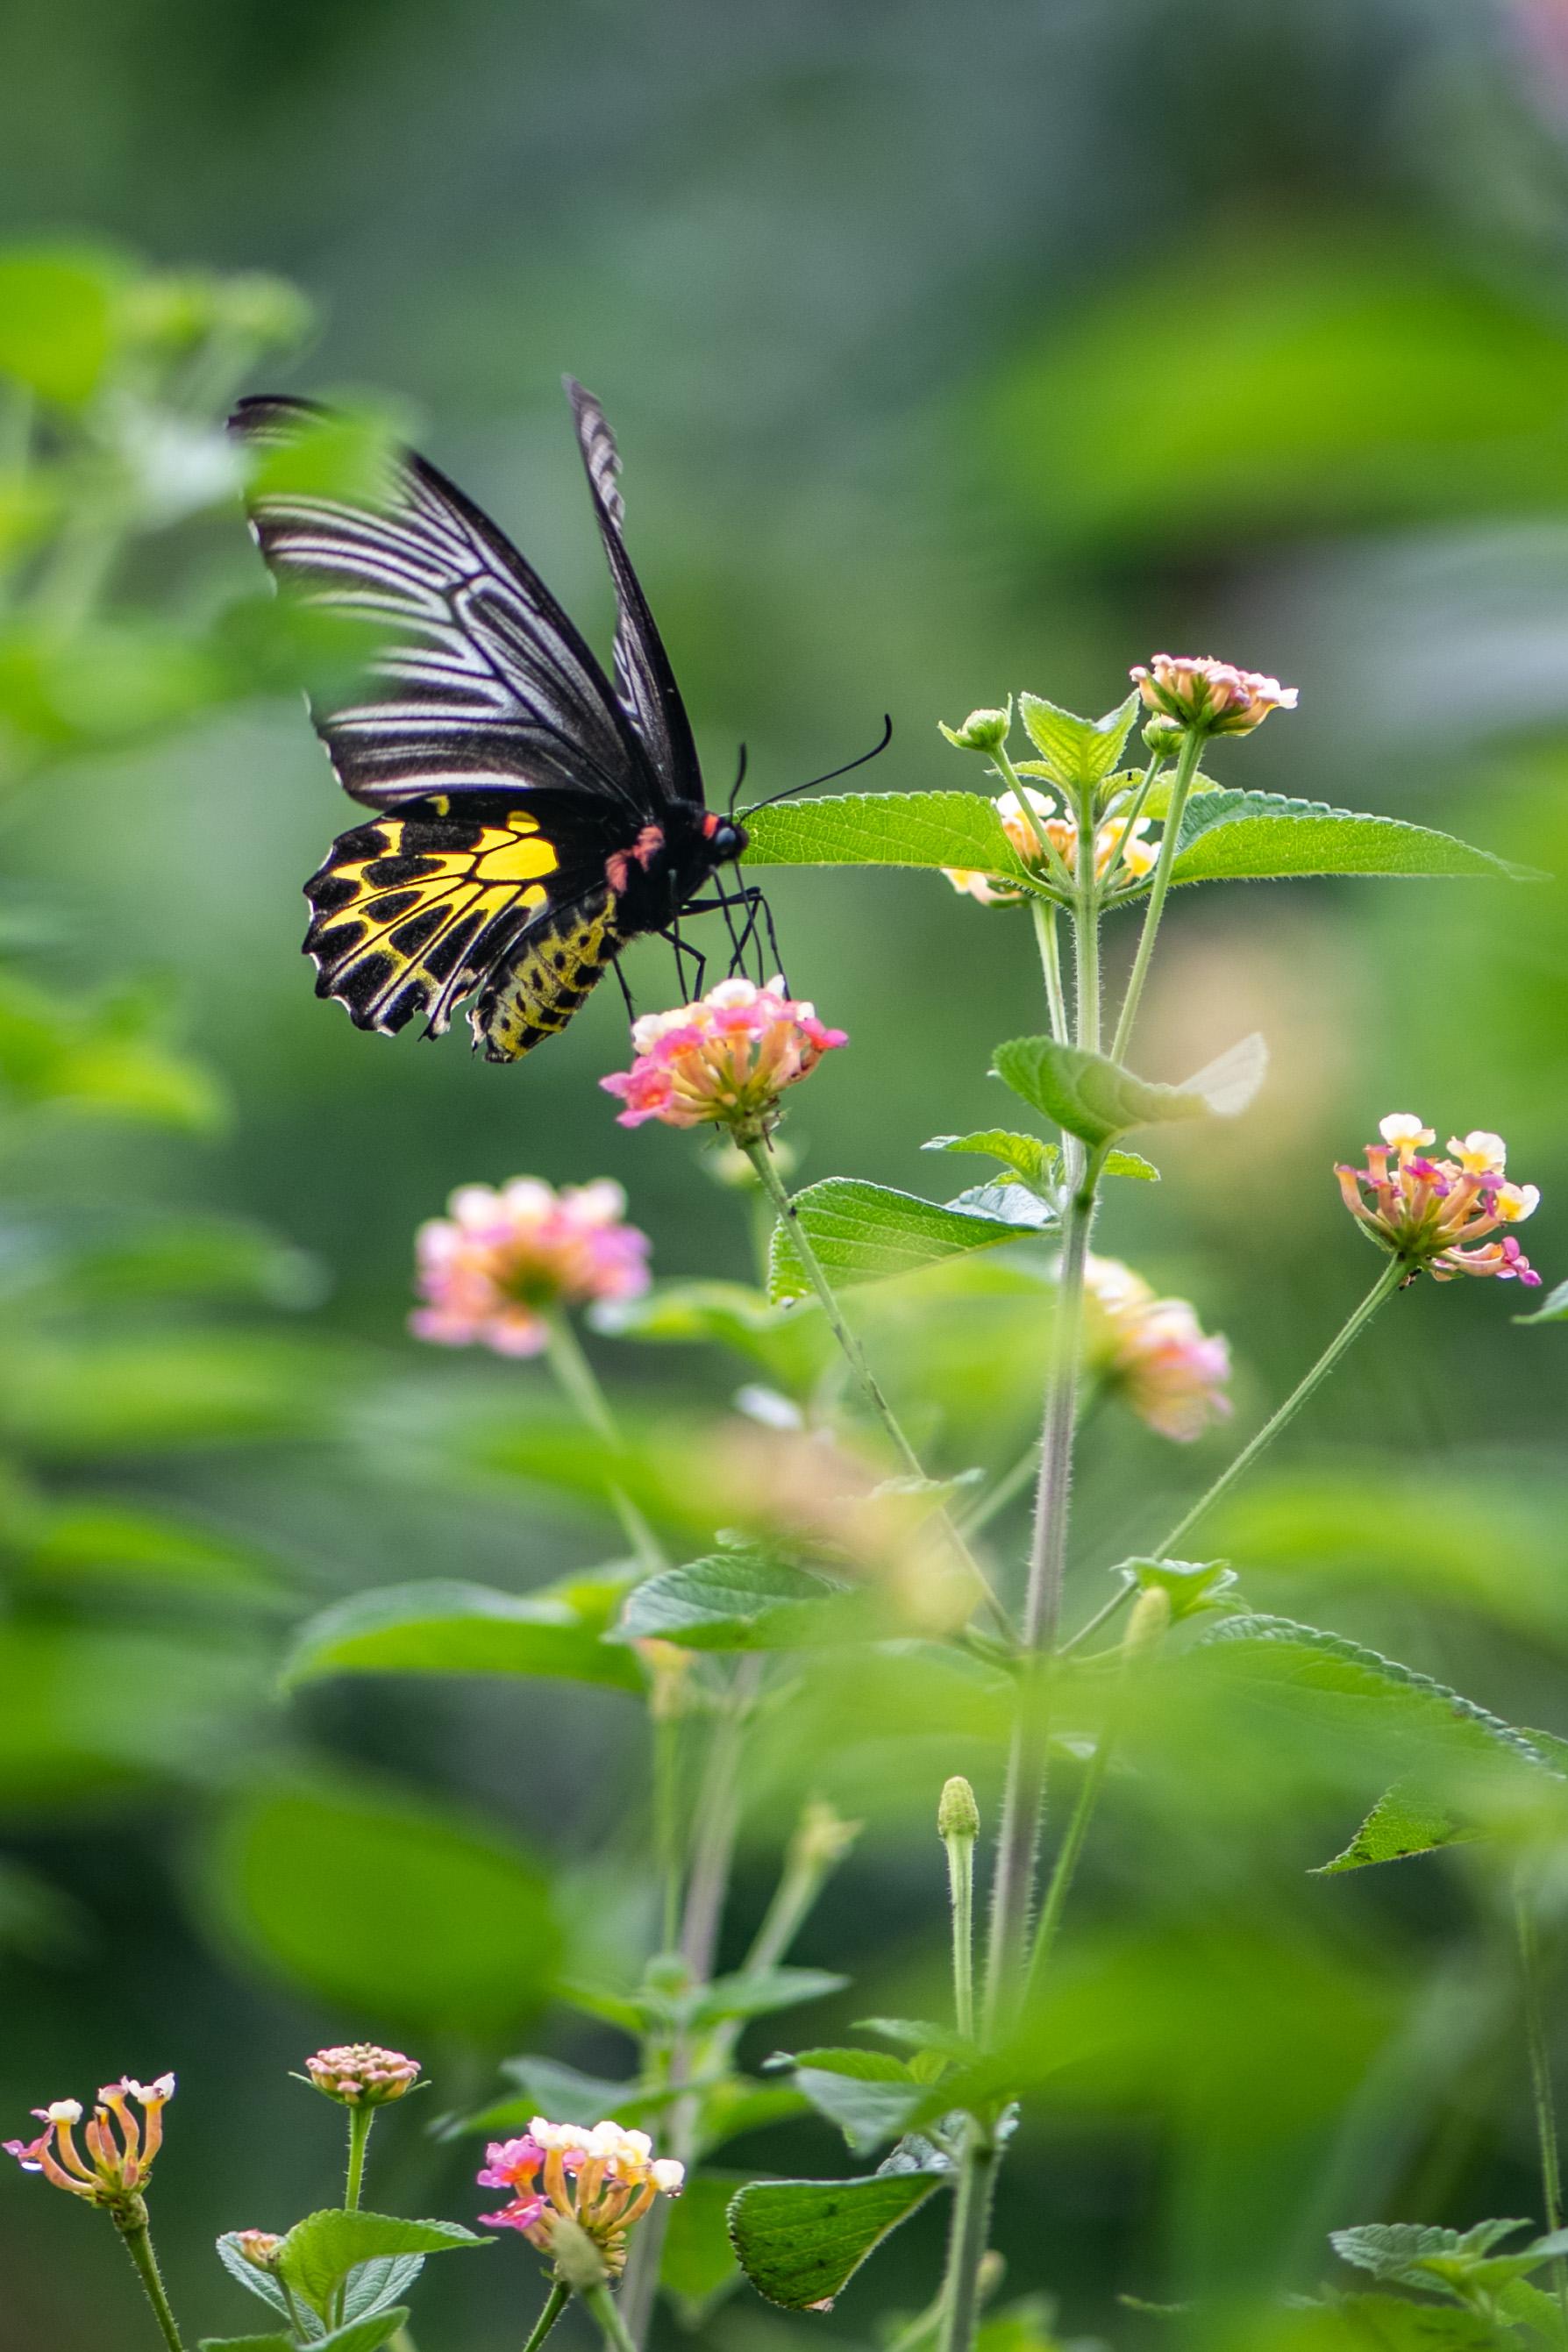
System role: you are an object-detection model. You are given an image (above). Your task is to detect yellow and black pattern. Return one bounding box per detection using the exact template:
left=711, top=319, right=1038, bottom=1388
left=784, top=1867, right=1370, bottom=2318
left=470, top=885, right=624, bottom=1063
left=304, top=804, right=561, bottom=1037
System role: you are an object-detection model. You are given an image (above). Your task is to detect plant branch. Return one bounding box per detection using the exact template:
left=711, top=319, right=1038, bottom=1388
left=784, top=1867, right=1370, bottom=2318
left=1030, top=901, right=1069, bottom=1044
left=1515, top=1884, right=1568, bottom=2322
left=118, top=2216, right=188, bottom=2352
left=1109, top=724, right=1202, bottom=1066
left=521, top=2279, right=572, bottom=2352
left=936, top=2123, right=1000, bottom=2352
left=545, top=1313, right=666, bottom=1573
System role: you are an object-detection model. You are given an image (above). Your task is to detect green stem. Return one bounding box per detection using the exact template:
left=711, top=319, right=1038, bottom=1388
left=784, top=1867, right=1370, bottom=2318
left=1030, top=901, right=1069, bottom=1044
left=584, top=2280, right=641, bottom=2352
left=1151, top=1257, right=1405, bottom=1564
left=945, top=1833, right=976, bottom=2043
left=1108, top=727, right=1202, bottom=1066
left=992, top=746, right=1075, bottom=896
left=1057, top=1580, right=1130, bottom=1657
left=1515, top=1886, right=1568, bottom=2321
left=521, top=2279, right=572, bottom=2352
left=653, top=1710, right=683, bottom=1952
left=1073, top=816, right=1101, bottom=1056
left=936, top=2123, right=1000, bottom=2352
left=345, top=2102, right=374, bottom=2210
left=1098, top=752, right=1164, bottom=894
left=740, top=1137, right=1015, bottom=1643
left=118, top=2217, right=188, bottom=2352
left=545, top=1314, right=666, bottom=1572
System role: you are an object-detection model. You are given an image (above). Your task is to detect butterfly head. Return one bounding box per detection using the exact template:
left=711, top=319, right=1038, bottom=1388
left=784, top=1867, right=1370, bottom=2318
left=701, top=809, right=748, bottom=863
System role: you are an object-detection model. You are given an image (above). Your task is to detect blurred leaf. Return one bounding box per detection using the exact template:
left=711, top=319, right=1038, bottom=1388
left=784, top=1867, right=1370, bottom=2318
left=785, top=2049, right=924, bottom=2154
left=1517, top=1278, right=1568, bottom=1324
left=0, top=1329, right=346, bottom=1457
left=991, top=221, right=1568, bottom=552
left=925, top=1131, right=1058, bottom=1195
left=200, top=2312, right=410, bottom=2352
left=1166, top=791, right=1529, bottom=888
left=700, top=2078, right=810, bottom=2149
left=0, top=623, right=233, bottom=753
left=1255, top=2302, right=1504, bottom=2349
left=0, top=970, right=225, bottom=1131
left=943, top=1180, right=1055, bottom=1229
left=1016, top=692, right=1138, bottom=790
left=992, top=1034, right=1265, bottom=1150
left=466, top=2056, right=651, bottom=2136
left=201, top=1770, right=559, bottom=2035
left=590, top=1279, right=829, bottom=1387
left=688, top=1966, right=849, bottom=2028
left=614, top=1550, right=865, bottom=1651
left=726, top=2170, right=944, bottom=2310
left=744, top=792, right=1037, bottom=883
left=0, top=1621, right=262, bottom=1804
left=15, top=1500, right=290, bottom=1607
left=0, top=246, right=125, bottom=403
left=282, top=1577, right=644, bottom=1693
left=1315, top=1780, right=1475, bottom=1876
left=1330, top=2219, right=1552, bottom=2299
left=768, top=1179, right=1025, bottom=1304
left=664, top=2170, right=747, bottom=2325
left=33, top=1216, right=324, bottom=1311
left=277, top=2212, right=487, bottom=2319
left=0, top=1855, right=89, bottom=1959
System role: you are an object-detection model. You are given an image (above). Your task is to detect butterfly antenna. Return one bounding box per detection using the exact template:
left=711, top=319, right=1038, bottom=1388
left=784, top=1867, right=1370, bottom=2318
left=727, top=742, right=750, bottom=819
left=738, top=713, right=893, bottom=817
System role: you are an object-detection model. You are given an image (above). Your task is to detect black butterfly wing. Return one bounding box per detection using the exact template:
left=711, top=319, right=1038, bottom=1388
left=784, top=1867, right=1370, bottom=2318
left=229, top=394, right=657, bottom=820
left=304, top=795, right=616, bottom=1044
left=564, top=377, right=704, bottom=805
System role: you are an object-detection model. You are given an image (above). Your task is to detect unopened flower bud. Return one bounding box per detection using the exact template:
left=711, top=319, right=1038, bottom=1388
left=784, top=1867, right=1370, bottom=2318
left=938, top=703, right=1012, bottom=754
left=793, top=1797, right=862, bottom=1872
left=937, top=1775, right=980, bottom=1843
left=303, top=2045, right=422, bottom=2108
left=1141, top=714, right=1184, bottom=757
left=234, top=2231, right=283, bottom=2271
left=1123, top=1586, right=1172, bottom=1661
left=551, top=2214, right=610, bottom=2292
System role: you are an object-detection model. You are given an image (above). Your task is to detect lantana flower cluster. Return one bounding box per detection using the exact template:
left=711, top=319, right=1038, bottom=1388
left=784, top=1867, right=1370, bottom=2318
left=602, top=975, right=845, bottom=1144
left=410, top=1178, right=650, bottom=1356
left=4, top=2073, right=175, bottom=2216
left=1130, top=652, right=1298, bottom=736
left=477, top=2115, right=684, bottom=2274
left=303, top=2043, right=422, bottom=2107
left=944, top=785, right=1159, bottom=908
left=1083, top=1255, right=1233, bottom=1441
left=1336, top=1115, right=1542, bottom=1286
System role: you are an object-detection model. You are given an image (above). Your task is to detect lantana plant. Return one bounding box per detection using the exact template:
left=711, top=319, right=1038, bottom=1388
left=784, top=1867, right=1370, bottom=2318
left=12, top=649, right=1563, bottom=2352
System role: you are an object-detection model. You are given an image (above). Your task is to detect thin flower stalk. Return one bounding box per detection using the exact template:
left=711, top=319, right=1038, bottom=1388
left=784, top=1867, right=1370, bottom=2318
left=1109, top=721, right=1203, bottom=1066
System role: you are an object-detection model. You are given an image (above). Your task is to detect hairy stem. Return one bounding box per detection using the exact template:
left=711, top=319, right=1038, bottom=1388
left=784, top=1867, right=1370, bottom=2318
left=521, top=2279, right=572, bottom=2352
left=936, top=2123, right=1000, bottom=2352
left=1151, top=1257, right=1404, bottom=1564
left=545, top=1314, right=665, bottom=1572
left=945, top=1831, right=976, bottom=2043
left=344, top=2102, right=374, bottom=2211
left=1109, top=725, right=1203, bottom=1066
left=741, top=1137, right=1014, bottom=1643
left=584, top=2279, right=641, bottom=2352
left=1515, top=1885, right=1568, bottom=2320
left=118, top=2218, right=188, bottom=2352
left=1030, top=900, right=1069, bottom=1044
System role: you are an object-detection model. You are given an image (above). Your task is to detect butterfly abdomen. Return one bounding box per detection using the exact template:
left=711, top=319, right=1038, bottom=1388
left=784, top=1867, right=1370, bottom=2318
left=471, top=886, right=623, bottom=1063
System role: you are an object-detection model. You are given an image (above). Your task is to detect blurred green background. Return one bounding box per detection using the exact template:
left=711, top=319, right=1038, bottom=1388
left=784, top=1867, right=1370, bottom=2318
left=4, top=1, right=1568, bottom=2347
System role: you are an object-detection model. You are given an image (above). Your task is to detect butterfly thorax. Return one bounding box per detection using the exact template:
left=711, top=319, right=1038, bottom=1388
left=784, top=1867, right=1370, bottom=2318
left=606, top=802, right=747, bottom=931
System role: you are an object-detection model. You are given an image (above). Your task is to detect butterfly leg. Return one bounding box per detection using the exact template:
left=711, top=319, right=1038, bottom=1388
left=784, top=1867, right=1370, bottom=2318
left=659, top=924, right=707, bottom=1002
left=611, top=957, right=638, bottom=1027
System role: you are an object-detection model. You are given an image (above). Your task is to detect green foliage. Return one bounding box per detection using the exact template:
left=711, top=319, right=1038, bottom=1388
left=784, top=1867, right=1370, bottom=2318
left=200, top=2314, right=410, bottom=2352
left=743, top=792, right=1039, bottom=883
left=613, top=1550, right=865, bottom=1650
left=201, top=1771, right=559, bottom=2034
left=282, top=1573, right=645, bottom=1692
left=1331, top=2219, right=1568, bottom=2308
left=275, top=2211, right=488, bottom=2319
left=727, top=2170, right=946, bottom=2309
left=1016, top=690, right=1140, bottom=791
left=663, top=2170, right=749, bottom=2323
left=767, top=1178, right=1029, bottom=1303
left=992, top=1032, right=1266, bottom=1150
left=1315, top=1780, right=1475, bottom=1875
left=1166, top=789, right=1529, bottom=887
left=782, top=2049, right=926, bottom=2153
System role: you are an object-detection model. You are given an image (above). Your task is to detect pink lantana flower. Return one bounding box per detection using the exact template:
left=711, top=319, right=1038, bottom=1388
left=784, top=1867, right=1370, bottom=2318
left=478, top=2115, right=683, bottom=2275
left=304, top=2043, right=423, bottom=2107
left=5, top=2073, right=175, bottom=2213
left=1130, top=653, right=1298, bottom=736
left=602, top=976, right=845, bottom=1145
left=1336, top=1113, right=1543, bottom=1286
left=944, top=787, right=1159, bottom=906
left=411, top=1179, right=650, bottom=1356
left=1083, top=1255, right=1232, bottom=1442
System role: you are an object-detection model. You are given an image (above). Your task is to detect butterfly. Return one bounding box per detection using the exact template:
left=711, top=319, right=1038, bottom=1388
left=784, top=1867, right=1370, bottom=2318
left=227, top=380, right=771, bottom=1062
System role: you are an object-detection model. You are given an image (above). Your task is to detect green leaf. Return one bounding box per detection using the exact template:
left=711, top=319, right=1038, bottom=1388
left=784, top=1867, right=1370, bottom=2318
left=0, top=246, right=124, bottom=404
left=0, top=970, right=225, bottom=1132
left=726, top=2170, right=944, bottom=2310
left=662, top=2171, right=748, bottom=2324
left=688, top=1966, right=849, bottom=2028
left=767, top=1179, right=1027, bottom=1304
left=18, top=1501, right=289, bottom=1607
left=785, top=2049, right=924, bottom=2154
left=1016, top=690, right=1139, bottom=789
left=282, top=1578, right=644, bottom=1693
left=200, top=2316, right=409, bottom=2352
left=1294, top=2300, right=1506, bottom=2348
left=0, top=1330, right=346, bottom=1458
left=1516, top=1277, right=1568, bottom=1325
left=1315, top=1779, right=1477, bottom=1875
left=1331, top=2219, right=1534, bottom=2297
left=1166, top=789, right=1532, bottom=887
left=590, top=1279, right=827, bottom=1385
left=201, top=1771, right=559, bottom=2035
left=743, top=792, right=1038, bottom=882
left=277, top=2212, right=487, bottom=2318
left=214, top=2234, right=292, bottom=2321
left=992, top=1033, right=1266, bottom=1150
left=925, top=1131, right=1059, bottom=1198
left=1123, top=1557, right=1239, bottom=1621
left=613, top=1550, right=864, bottom=1651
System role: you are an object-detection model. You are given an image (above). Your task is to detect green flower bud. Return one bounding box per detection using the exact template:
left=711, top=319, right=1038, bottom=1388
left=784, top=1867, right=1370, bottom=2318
left=551, top=2214, right=609, bottom=2292
left=1141, top=714, right=1184, bottom=758
left=937, top=1775, right=980, bottom=1842
left=1123, top=1586, right=1172, bottom=1660
left=792, top=1797, right=862, bottom=1871
left=939, top=702, right=1012, bottom=754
